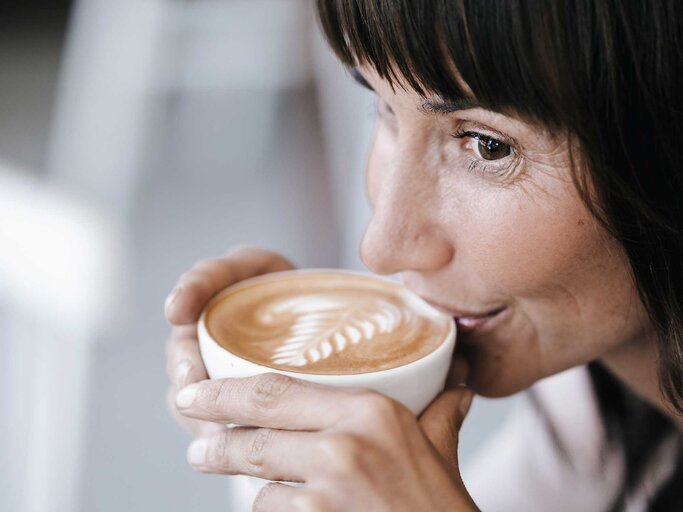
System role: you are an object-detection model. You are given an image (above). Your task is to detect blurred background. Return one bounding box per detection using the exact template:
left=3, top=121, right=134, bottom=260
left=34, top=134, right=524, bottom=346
left=0, top=1, right=522, bottom=511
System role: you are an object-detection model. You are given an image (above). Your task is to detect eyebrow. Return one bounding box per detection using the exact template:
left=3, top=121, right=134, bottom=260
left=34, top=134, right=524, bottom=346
left=349, top=67, right=481, bottom=114
left=419, top=97, right=482, bottom=114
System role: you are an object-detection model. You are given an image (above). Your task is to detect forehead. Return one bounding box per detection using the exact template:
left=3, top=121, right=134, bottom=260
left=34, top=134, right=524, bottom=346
left=357, top=64, right=507, bottom=119
left=357, top=64, right=566, bottom=147
left=358, top=65, right=526, bottom=126
left=356, top=61, right=473, bottom=99
left=361, top=66, right=574, bottom=167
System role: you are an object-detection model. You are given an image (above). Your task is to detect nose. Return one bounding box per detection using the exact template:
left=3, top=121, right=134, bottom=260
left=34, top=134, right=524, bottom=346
left=360, top=165, right=454, bottom=276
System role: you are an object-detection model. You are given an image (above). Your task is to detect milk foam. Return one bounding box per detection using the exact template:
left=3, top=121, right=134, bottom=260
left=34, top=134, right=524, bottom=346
left=206, top=272, right=452, bottom=375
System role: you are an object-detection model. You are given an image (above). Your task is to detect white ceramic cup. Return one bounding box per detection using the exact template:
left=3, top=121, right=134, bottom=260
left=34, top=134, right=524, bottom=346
left=197, top=269, right=457, bottom=416
left=196, top=269, right=457, bottom=503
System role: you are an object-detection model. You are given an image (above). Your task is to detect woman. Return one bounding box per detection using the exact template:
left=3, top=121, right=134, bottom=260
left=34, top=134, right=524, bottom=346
left=164, top=1, right=682, bottom=510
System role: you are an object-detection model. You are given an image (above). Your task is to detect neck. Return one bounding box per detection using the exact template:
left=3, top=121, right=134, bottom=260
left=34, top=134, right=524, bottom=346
left=600, top=332, right=683, bottom=431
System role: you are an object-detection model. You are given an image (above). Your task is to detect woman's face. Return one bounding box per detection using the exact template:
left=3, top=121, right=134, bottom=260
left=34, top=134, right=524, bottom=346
left=358, top=66, right=651, bottom=397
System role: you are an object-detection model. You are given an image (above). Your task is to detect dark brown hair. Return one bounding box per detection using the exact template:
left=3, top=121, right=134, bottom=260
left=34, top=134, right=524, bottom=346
left=316, top=0, right=682, bottom=507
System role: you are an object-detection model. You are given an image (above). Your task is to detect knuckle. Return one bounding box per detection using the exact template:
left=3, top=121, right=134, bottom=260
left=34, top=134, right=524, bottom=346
left=316, top=433, right=364, bottom=474
left=179, top=271, right=213, bottom=295
left=262, top=249, right=288, bottom=265
left=228, top=245, right=294, bottom=271
left=209, top=430, right=232, bottom=467
left=250, top=373, right=296, bottom=413
left=200, top=379, right=231, bottom=415
left=246, top=428, right=273, bottom=473
left=358, top=391, right=407, bottom=424
left=190, top=273, right=214, bottom=295
left=268, top=251, right=295, bottom=271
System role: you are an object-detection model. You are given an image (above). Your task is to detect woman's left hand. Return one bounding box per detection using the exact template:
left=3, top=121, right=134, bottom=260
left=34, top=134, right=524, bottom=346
left=175, top=372, right=479, bottom=511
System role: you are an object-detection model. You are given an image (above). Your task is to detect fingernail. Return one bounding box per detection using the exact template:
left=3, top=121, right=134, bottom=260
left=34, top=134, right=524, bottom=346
left=176, top=360, right=193, bottom=389
left=165, top=286, right=183, bottom=315
left=187, top=438, right=208, bottom=466
left=459, top=391, right=474, bottom=416
left=176, top=383, right=200, bottom=409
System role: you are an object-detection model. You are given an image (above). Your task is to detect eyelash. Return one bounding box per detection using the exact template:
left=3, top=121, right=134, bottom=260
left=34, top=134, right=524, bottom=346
left=375, top=95, right=523, bottom=181
left=451, top=129, right=521, bottom=179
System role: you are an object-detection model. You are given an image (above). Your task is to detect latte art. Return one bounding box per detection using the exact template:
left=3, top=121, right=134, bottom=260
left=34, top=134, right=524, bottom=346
left=205, top=271, right=453, bottom=375
left=263, top=294, right=411, bottom=367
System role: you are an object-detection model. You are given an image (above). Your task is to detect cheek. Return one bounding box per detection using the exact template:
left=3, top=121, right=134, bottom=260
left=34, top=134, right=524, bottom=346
left=460, top=189, right=590, bottom=294
left=450, top=175, right=646, bottom=395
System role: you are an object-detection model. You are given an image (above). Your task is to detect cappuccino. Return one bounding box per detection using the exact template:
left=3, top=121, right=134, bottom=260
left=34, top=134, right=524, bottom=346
left=205, top=271, right=452, bottom=375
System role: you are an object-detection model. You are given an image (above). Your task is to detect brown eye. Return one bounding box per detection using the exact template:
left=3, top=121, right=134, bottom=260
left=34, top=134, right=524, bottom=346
left=477, top=136, right=511, bottom=160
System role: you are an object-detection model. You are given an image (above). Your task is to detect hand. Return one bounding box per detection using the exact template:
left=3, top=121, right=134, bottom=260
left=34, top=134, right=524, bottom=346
left=165, top=245, right=479, bottom=511
left=164, top=245, right=296, bottom=437
left=174, top=374, right=478, bottom=511
left=176, top=373, right=477, bottom=511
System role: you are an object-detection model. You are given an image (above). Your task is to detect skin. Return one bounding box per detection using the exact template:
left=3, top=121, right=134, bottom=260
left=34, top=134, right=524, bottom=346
left=357, top=67, right=651, bottom=397
left=164, top=65, right=675, bottom=510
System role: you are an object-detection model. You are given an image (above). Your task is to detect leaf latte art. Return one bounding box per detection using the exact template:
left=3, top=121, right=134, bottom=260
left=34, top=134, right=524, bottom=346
left=205, top=271, right=453, bottom=375
left=267, top=295, right=406, bottom=367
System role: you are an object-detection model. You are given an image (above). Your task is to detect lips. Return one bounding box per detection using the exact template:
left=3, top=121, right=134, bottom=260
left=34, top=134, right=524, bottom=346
left=419, top=296, right=507, bottom=333
left=453, top=309, right=506, bottom=332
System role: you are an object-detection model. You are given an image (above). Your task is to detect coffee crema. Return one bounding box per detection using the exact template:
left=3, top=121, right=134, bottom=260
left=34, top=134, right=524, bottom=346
left=205, top=271, right=453, bottom=375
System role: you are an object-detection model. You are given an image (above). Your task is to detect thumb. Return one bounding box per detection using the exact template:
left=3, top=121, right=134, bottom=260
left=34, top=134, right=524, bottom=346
left=418, top=387, right=474, bottom=474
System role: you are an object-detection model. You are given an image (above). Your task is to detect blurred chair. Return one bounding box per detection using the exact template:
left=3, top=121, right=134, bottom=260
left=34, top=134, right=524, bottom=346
left=0, top=161, right=124, bottom=512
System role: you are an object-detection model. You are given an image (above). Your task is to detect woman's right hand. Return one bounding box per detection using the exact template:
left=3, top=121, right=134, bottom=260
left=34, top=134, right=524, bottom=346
left=164, top=245, right=296, bottom=437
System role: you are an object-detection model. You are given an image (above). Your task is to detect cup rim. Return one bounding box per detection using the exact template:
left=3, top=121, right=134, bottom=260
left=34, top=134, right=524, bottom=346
left=197, top=268, right=456, bottom=378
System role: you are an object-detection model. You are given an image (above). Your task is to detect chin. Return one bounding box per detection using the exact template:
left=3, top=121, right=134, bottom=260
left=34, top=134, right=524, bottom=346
left=455, top=309, right=543, bottom=397
left=468, top=379, right=529, bottom=398
left=462, top=348, right=538, bottom=398
left=467, top=375, right=529, bottom=398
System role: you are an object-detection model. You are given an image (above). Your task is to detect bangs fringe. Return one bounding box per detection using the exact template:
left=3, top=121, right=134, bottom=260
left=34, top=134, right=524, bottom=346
left=315, top=0, right=465, bottom=98
left=315, top=0, right=570, bottom=125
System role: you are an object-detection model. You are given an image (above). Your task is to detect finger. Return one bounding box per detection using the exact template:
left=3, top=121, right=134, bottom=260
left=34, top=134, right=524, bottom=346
left=252, top=482, right=299, bottom=512
left=289, top=493, right=334, bottom=512
left=418, top=388, right=474, bottom=474
left=175, top=373, right=353, bottom=430
left=253, top=484, right=330, bottom=512
left=166, top=386, right=227, bottom=438
left=165, top=246, right=295, bottom=325
left=165, top=324, right=207, bottom=388
left=444, top=353, right=469, bottom=389
left=186, top=426, right=322, bottom=481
